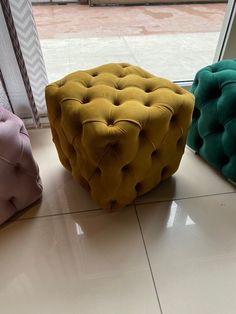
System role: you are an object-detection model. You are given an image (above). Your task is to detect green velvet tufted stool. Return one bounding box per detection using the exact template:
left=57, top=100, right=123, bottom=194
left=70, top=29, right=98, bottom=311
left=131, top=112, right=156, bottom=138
left=187, top=59, right=236, bottom=183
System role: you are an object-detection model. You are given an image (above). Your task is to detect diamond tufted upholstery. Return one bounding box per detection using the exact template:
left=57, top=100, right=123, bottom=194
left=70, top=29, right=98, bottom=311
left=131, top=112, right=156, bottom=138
left=187, top=59, right=236, bottom=183
left=46, top=63, right=194, bottom=209
left=0, top=107, right=42, bottom=224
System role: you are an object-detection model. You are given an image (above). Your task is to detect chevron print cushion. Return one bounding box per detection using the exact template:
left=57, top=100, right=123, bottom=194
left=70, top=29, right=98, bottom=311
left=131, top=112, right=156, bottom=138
left=187, top=59, right=236, bottom=183
left=46, top=63, right=194, bottom=209
left=0, top=107, right=43, bottom=224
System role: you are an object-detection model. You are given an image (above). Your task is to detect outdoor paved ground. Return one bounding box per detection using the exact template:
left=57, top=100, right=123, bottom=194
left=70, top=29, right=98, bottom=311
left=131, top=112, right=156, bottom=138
left=32, top=3, right=227, bottom=81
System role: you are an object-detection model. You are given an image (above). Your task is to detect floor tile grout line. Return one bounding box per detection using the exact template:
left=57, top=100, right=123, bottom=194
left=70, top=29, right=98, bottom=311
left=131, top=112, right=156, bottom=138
left=134, top=203, right=164, bottom=314
left=15, top=202, right=137, bottom=222
left=14, top=191, right=236, bottom=222
left=15, top=207, right=104, bottom=222
left=135, top=191, right=236, bottom=207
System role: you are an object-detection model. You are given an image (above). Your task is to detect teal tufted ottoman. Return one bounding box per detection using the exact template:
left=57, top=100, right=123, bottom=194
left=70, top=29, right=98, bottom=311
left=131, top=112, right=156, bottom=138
left=187, top=59, right=236, bottom=183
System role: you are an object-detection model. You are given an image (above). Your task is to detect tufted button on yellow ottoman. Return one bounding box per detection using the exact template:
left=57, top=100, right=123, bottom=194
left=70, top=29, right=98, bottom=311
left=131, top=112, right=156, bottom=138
left=45, top=63, right=194, bottom=209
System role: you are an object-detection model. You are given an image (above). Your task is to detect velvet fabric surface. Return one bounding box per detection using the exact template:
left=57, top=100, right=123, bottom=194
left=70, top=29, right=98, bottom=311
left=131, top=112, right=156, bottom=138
left=46, top=63, right=194, bottom=209
left=187, top=59, right=236, bottom=183
left=0, top=107, right=42, bottom=224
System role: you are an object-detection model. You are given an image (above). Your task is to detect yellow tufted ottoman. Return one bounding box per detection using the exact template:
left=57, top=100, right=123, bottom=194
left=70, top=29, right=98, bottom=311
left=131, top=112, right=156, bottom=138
left=46, top=63, right=194, bottom=209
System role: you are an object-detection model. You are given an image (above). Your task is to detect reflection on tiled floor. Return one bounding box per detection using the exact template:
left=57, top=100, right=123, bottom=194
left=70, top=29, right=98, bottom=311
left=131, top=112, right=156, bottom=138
left=137, top=193, right=236, bottom=314
left=0, top=128, right=235, bottom=314
left=33, top=3, right=226, bottom=81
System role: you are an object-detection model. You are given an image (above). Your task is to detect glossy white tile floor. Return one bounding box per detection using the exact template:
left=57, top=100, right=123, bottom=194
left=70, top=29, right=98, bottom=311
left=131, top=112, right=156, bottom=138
left=0, top=128, right=235, bottom=314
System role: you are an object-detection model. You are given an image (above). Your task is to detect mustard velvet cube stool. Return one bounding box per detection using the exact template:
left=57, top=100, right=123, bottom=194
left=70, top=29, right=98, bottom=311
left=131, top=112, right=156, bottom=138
left=45, top=63, right=194, bottom=209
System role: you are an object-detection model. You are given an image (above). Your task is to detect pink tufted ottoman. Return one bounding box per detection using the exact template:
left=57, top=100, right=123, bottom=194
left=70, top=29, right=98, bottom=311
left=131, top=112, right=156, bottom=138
left=0, top=107, right=42, bottom=225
